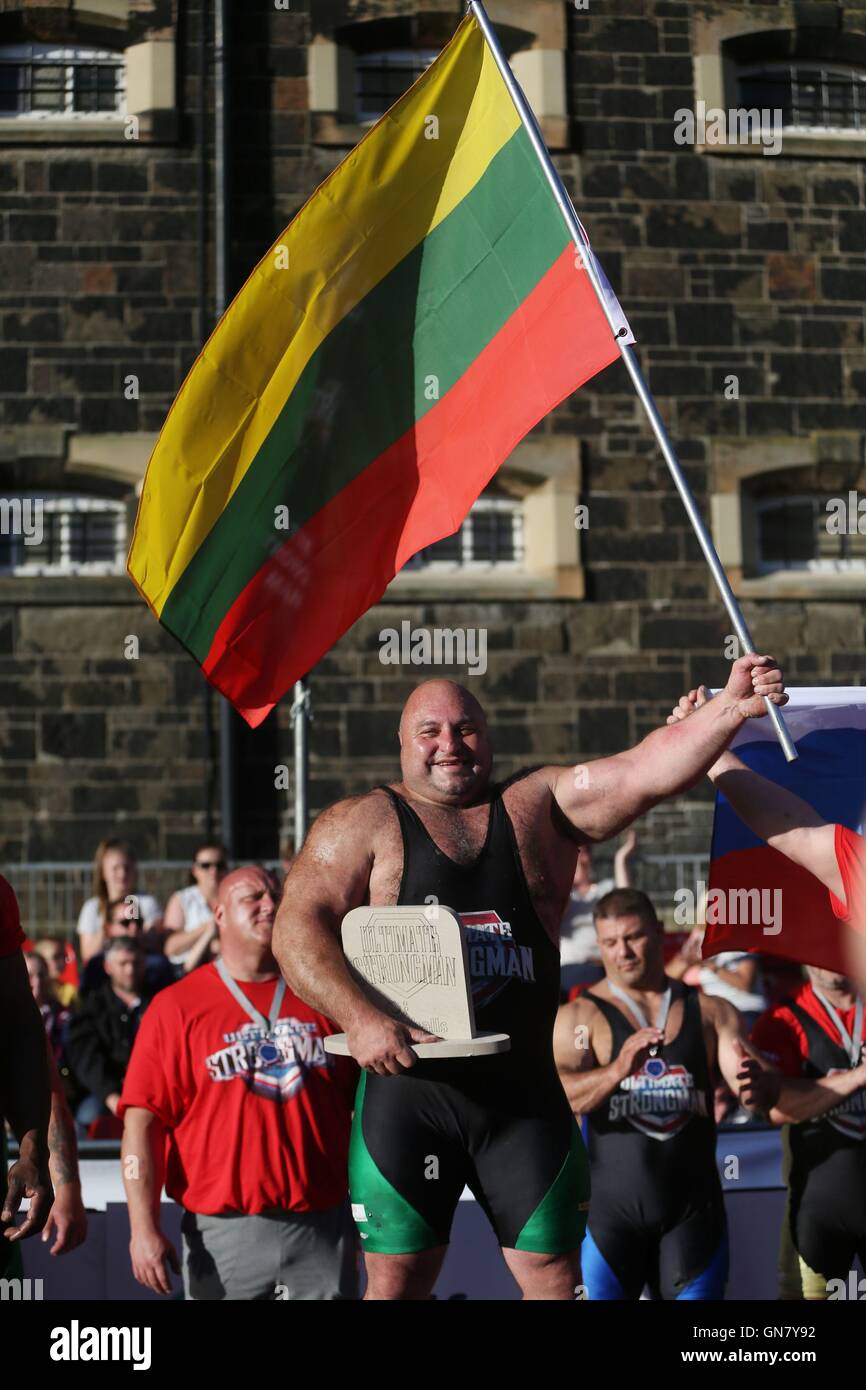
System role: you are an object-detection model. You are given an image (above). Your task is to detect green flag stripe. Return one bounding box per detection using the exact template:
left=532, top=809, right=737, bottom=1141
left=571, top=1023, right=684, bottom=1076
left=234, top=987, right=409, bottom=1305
left=161, top=124, right=570, bottom=659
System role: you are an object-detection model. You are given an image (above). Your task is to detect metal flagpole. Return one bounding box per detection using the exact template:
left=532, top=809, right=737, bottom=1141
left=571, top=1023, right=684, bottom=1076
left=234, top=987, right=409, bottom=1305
left=468, top=0, right=797, bottom=763
left=214, top=0, right=239, bottom=854
left=291, top=678, right=311, bottom=852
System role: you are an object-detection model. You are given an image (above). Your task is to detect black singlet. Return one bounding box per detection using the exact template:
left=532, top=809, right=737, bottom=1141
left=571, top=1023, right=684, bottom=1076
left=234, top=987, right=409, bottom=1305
left=380, top=782, right=560, bottom=1080
left=582, top=981, right=727, bottom=1299
left=785, top=998, right=866, bottom=1280
left=348, top=784, right=589, bottom=1256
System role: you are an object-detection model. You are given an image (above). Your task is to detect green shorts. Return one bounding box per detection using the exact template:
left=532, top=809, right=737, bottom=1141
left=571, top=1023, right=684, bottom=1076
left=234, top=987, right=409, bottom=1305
left=349, top=1069, right=590, bottom=1255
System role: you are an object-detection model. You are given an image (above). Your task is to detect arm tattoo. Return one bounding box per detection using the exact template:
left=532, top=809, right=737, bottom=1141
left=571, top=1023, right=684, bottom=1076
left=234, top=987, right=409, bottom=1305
left=48, top=1097, right=79, bottom=1189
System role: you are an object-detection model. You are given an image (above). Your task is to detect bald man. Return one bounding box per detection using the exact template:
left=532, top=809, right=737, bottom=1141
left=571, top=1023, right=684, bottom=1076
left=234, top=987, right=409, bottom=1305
left=274, top=656, right=787, bottom=1300
left=120, top=866, right=359, bottom=1300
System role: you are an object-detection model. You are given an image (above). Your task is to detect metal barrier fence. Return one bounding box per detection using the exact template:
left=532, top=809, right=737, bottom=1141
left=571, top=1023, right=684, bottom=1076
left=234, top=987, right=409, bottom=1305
left=5, top=855, right=708, bottom=939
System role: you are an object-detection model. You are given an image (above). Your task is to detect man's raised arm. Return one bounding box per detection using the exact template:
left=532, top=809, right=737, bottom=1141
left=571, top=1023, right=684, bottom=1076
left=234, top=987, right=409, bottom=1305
left=546, top=654, right=787, bottom=842
left=272, top=795, right=438, bottom=1075
left=668, top=686, right=841, bottom=901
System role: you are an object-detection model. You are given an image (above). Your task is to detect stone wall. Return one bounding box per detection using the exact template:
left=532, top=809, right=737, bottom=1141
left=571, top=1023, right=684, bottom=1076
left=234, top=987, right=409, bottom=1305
left=1, top=582, right=861, bottom=868
left=0, top=0, right=864, bottom=878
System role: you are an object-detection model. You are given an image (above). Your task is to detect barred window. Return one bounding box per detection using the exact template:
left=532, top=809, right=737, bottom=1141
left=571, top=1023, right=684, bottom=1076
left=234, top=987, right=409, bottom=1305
left=736, top=63, right=866, bottom=132
left=0, top=44, right=125, bottom=119
left=0, top=496, right=127, bottom=575
left=355, top=48, right=438, bottom=122
left=756, top=495, right=866, bottom=574
left=404, top=496, right=524, bottom=571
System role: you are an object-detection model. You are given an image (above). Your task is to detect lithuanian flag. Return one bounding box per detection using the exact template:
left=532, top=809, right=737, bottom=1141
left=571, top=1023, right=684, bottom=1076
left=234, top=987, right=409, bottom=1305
left=128, top=12, right=627, bottom=727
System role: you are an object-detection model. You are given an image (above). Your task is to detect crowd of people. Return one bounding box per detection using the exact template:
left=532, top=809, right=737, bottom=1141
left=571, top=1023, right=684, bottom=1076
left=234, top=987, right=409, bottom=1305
left=20, top=838, right=232, bottom=1139
left=4, top=827, right=864, bottom=1303
left=2, top=660, right=864, bottom=1303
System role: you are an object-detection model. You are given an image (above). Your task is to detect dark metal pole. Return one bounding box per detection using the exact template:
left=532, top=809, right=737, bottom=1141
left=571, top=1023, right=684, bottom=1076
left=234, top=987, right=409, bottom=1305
left=292, top=679, right=311, bottom=852
left=198, top=0, right=215, bottom=841
left=215, top=0, right=237, bottom=854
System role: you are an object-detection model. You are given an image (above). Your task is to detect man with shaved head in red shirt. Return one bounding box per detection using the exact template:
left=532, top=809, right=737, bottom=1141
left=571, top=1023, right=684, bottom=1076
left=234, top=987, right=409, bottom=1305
left=120, top=865, right=358, bottom=1300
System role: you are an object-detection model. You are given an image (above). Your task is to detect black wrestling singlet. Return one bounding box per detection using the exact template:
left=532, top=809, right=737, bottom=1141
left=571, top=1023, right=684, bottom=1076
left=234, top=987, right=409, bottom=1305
left=582, top=980, right=727, bottom=1299
left=380, top=783, right=561, bottom=1079
left=785, top=998, right=866, bottom=1280
left=348, top=784, right=590, bottom=1255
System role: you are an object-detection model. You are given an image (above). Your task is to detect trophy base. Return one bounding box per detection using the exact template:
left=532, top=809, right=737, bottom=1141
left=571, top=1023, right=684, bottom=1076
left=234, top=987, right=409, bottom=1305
left=324, top=1032, right=510, bottom=1059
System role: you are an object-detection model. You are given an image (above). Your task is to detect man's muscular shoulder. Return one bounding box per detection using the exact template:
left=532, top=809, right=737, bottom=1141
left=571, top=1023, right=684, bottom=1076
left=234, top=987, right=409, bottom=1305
left=501, top=765, right=586, bottom=844
left=301, top=789, right=391, bottom=850
left=298, top=788, right=393, bottom=867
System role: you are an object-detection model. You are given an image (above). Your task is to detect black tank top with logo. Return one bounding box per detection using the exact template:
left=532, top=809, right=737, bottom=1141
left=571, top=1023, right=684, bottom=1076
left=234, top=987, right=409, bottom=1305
left=375, top=784, right=562, bottom=1092
left=785, top=999, right=866, bottom=1196
left=585, top=981, right=722, bottom=1221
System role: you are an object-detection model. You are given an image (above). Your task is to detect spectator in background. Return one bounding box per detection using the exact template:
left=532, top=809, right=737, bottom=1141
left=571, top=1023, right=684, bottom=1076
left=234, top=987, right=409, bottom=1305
left=77, top=839, right=162, bottom=964
left=26, top=949, right=83, bottom=1115
left=66, top=937, right=154, bottom=1138
left=32, top=938, right=78, bottom=1008
left=559, top=830, right=636, bottom=993
left=0, top=874, right=54, bottom=1274
left=668, top=922, right=768, bottom=1034
left=698, top=951, right=768, bottom=1035
left=120, top=865, right=358, bottom=1301
left=80, top=899, right=176, bottom=998
left=667, top=917, right=768, bottom=1124
left=162, top=844, right=227, bottom=970
left=26, top=953, right=71, bottom=1070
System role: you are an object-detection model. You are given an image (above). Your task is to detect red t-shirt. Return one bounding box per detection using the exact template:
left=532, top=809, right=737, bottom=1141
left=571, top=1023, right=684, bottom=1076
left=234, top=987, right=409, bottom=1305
left=750, top=980, right=865, bottom=1077
left=118, top=963, right=359, bottom=1216
left=829, top=824, right=866, bottom=923
left=0, top=875, right=24, bottom=958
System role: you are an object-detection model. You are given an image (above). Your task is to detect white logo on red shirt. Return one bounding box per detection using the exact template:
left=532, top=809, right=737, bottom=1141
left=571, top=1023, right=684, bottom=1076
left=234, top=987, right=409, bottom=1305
left=205, top=1017, right=329, bottom=1102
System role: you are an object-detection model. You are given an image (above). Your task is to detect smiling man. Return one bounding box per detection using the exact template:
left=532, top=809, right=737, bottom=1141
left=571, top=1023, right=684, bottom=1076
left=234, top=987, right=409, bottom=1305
left=274, top=659, right=787, bottom=1300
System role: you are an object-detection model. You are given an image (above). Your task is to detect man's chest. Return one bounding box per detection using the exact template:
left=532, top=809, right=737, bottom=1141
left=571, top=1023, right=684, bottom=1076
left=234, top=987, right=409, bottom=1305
left=367, top=788, right=576, bottom=933
left=591, top=999, right=717, bottom=1075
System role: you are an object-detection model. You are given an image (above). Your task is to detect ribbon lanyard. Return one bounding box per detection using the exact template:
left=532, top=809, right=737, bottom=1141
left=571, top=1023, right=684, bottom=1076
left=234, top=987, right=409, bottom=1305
left=813, top=988, right=864, bottom=1069
left=215, top=957, right=286, bottom=1033
left=609, top=982, right=672, bottom=1055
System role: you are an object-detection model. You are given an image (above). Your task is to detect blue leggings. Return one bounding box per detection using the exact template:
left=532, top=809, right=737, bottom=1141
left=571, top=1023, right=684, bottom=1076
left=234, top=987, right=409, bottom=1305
left=581, top=1224, right=729, bottom=1301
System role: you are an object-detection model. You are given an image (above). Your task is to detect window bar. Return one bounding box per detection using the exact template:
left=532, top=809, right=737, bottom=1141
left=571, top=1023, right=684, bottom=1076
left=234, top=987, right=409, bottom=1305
left=57, top=505, right=66, bottom=571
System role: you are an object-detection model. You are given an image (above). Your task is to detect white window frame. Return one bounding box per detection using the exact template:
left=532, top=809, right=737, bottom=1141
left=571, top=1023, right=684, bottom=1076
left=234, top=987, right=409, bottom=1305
left=694, top=12, right=866, bottom=159
left=0, top=43, right=126, bottom=122
left=736, top=60, right=866, bottom=136
left=0, top=495, right=128, bottom=576
left=406, top=496, right=525, bottom=574
left=354, top=47, right=439, bottom=125
left=755, top=493, right=866, bottom=576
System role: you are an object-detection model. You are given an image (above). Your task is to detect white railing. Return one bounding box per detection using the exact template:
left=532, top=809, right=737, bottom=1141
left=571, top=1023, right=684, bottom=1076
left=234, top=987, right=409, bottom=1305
left=5, top=855, right=709, bottom=938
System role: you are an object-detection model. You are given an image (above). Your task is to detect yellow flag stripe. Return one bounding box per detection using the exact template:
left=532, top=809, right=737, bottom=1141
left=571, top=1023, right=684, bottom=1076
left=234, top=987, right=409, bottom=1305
left=130, top=14, right=520, bottom=614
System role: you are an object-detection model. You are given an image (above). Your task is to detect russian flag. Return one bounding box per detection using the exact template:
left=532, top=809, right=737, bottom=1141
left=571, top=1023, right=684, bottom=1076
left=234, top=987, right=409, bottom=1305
left=706, top=688, right=866, bottom=974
